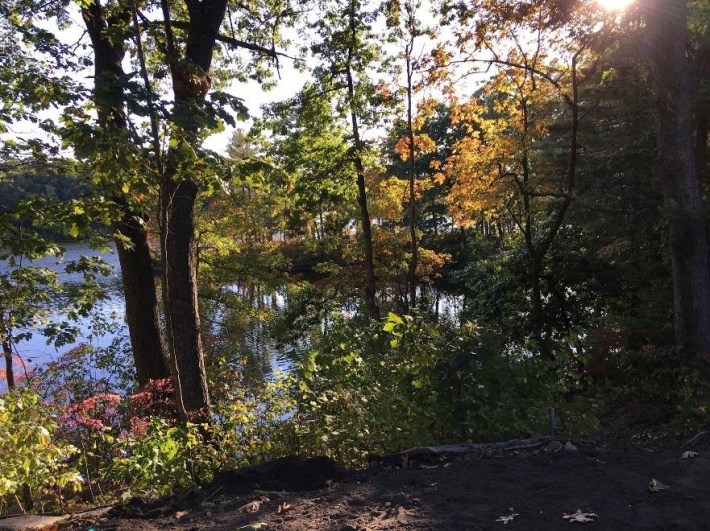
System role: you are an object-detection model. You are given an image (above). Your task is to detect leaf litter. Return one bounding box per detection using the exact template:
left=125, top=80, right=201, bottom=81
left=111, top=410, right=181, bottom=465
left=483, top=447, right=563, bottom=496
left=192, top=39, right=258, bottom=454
left=562, top=509, right=597, bottom=523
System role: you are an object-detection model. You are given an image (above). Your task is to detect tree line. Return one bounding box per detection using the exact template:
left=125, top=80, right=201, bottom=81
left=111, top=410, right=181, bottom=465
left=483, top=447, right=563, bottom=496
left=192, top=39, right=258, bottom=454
left=1, top=0, right=709, bottom=446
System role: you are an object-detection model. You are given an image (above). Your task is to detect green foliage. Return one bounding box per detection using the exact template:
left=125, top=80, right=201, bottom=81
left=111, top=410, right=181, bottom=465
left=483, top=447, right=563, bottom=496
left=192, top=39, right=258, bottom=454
left=106, top=419, right=211, bottom=499
left=212, top=378, right=296, bottom=468
left=288, top=313, right=603, bottom=466
left=0, top=389, right=82, bottom=511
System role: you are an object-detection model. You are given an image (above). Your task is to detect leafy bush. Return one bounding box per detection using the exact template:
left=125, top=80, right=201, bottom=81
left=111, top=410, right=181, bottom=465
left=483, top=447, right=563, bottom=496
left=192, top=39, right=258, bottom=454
left=212, top=377, right=296, bottom=469
left=0, top=389, right=82, bottom=513
left=106, top=419, right=211, bottom=500
left=288, top=313, right=602, bottom=466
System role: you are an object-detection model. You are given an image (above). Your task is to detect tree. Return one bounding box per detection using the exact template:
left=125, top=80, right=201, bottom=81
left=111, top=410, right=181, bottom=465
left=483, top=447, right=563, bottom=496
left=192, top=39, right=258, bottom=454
left=387, top=0, right=427, bottom=311
left=437, top=1, right=592, bottom=357
left=80, top=0, right=170, bottom=385
left=260, top=84, right=356, bottom=241
left=644, top=0, right=710, bottom=362
left=311, top=0, right=392, bottom=319
left=153, top=0, right=295, bottom=419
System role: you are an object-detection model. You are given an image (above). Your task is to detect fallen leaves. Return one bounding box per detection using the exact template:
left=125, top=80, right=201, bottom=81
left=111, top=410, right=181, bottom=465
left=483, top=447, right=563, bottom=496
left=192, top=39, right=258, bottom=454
left=238, top=496, right=270, bottom=513
left=496, top=508, right=519, bottom=524
left=277, top=502, right=294, bottom=513
left=235, top=523, right=269, bottom=531
left=648, top=479, right=669, bottom=493
left=562, top=509, right=598, bottom=523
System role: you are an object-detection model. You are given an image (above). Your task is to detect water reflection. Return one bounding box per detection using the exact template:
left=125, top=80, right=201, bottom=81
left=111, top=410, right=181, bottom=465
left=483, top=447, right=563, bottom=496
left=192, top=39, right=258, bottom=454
left=0, top=242, right=125, bottom=388
left=1, top=241, right=466, bottom=392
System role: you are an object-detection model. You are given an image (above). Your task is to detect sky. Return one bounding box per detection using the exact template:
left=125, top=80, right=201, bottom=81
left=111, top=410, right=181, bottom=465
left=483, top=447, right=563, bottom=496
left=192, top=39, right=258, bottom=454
left=2, top=0, right=627, bottom=158
left=3, top=0, right=443, bottom=157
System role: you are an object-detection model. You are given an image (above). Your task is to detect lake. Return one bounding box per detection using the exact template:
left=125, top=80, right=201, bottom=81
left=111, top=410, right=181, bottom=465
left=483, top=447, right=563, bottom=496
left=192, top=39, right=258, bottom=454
left=1, top=241, right=465, bottom=391
left=0, top=242, right=126, bottom=386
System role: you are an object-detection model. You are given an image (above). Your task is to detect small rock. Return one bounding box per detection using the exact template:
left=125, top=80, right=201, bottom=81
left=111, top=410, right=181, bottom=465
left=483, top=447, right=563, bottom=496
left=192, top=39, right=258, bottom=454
left=564, top=441, right=578, bottom=451
left=547, top=441, right=563, bottom=452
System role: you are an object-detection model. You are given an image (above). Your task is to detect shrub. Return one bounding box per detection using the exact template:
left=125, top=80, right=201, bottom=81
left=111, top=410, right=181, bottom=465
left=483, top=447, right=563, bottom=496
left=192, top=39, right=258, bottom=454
left=0, top=389, right=82, bottom=513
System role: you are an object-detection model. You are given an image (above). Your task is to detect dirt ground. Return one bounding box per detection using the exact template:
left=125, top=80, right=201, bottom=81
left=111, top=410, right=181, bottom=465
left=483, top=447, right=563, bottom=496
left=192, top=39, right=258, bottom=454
left=66, top=434, right=710, bottom=531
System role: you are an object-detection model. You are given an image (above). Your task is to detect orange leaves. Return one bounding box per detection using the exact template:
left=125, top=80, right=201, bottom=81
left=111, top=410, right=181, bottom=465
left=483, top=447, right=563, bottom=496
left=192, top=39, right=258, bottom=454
left=393, top=134, right=436, bottom=161
left=374, top=81, right=397, bottom=106
left=441, top=57, right=570, bottom=227
left=424, top=44, right=454, bottom=89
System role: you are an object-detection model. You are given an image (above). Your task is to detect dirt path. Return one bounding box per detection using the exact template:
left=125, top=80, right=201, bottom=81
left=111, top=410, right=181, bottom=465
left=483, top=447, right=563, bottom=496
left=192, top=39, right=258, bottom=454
left=68, top=438, right=710, bottom=531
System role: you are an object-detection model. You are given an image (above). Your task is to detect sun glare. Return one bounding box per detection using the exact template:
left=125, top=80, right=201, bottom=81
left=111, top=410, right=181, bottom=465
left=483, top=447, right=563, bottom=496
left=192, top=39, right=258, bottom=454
left=597, top=0, right=633, bottom=11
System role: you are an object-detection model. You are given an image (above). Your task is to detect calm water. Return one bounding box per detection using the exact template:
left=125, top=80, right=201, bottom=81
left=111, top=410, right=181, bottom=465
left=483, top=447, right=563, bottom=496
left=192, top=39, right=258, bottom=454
left=0, top=242, right=125, bottom=383
left=1, top=242, right=465, bottom=390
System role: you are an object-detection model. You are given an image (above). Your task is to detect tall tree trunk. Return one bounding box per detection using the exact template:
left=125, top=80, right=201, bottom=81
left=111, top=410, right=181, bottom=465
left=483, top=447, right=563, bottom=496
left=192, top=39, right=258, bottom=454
left=352, top=146, right=380, bottom=320
left=405, top=33, right=418, bottom=312
left=346, top=0, right=379, bottom=320
left=114, top=210, right=170, bottom=385
left=83, top=1, right=169, bottom=386
left=160, top=172, right=210, bottom=418
left=157, top=0, right=229, bottom=419
left=648, top=0, right=710, bottom=361
left=345, top=0, right=380, bottom=320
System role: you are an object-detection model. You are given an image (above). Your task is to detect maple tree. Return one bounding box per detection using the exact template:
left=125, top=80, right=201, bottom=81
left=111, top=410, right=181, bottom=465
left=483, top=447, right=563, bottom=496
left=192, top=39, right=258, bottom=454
left=438, top=1, right=598, bottom=357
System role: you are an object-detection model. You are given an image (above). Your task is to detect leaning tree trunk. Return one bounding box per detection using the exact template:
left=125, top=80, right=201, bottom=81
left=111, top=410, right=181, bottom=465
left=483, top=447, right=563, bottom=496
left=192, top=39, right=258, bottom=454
left=83, top=1, right=169, bottom=386
left=648, top=0, right=710, bottom=362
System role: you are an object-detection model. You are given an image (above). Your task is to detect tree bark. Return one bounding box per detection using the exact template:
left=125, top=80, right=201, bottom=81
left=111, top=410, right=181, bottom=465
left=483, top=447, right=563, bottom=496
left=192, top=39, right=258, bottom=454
left=83, top=1, right=169, bottom=386
left=114, top=210, right=170, bottom=384
left=160, top=173, right=210, bottom=417
left=3, top=339, right=14, bottom=390
left=648, top=0, right=710, bottom=361
left=158, top=0, right=229, bottom=419
left=405, top=30, right=418, bottom=312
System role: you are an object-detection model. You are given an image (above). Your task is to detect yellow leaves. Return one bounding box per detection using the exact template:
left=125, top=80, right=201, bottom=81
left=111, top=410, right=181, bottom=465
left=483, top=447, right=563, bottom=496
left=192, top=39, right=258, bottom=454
left=441, top=60, right=570, bottom=227
left=430, top=44, right=452, bottom=68
left=37, top=426, right=51, bottom=445
left=416, top=97, right=441, bottom=119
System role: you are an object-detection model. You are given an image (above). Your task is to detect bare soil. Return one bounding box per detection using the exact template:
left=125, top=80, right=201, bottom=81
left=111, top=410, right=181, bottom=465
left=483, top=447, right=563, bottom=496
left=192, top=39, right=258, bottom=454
left=66, top=434, right=710, bottom=531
